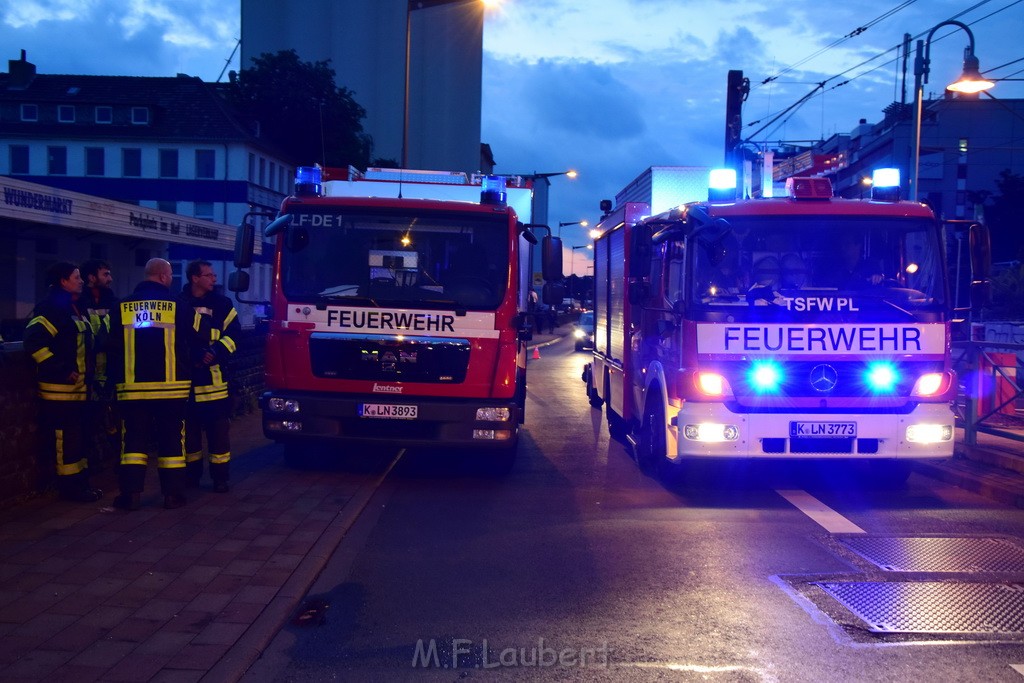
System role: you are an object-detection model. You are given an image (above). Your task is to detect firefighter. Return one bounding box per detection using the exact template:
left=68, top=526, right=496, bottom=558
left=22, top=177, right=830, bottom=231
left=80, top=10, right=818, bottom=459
left=182, top=259, right=239, bottom=493
left=108, top=258, right=202, bottom=510
left=24, top=262, right=103, bottom=503
left=80, top=258, right=119, bottom=444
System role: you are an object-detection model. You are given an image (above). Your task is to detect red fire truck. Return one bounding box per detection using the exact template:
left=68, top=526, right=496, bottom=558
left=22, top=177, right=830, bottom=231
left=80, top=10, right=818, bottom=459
left=231, top=166, right=560, bottom=471
left=584, top=170, right=990, bottom=482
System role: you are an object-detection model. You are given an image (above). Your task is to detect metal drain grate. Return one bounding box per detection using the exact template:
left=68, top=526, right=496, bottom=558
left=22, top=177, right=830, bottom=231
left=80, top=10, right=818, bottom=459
left=816, top=581, right=1024, bottom=633
left=836, top=536, right=1024, bottom=573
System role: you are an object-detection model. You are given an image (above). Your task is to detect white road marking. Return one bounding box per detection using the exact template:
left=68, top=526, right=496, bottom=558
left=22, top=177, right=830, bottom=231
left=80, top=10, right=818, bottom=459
left=776, top=489, right=866, bottom=534
left=1009, top=663, right=1024, bottom=677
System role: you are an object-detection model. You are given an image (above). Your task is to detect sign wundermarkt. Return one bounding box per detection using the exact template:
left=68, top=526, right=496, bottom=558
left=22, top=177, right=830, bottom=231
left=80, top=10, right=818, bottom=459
left=0, top=176, right=240, bottom=252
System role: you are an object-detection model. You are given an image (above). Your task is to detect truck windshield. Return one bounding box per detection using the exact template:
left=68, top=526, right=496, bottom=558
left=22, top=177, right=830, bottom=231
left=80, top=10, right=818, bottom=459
left=688, top=216, right=946, bottom=313
left=279, top=208, right=509, bottom=309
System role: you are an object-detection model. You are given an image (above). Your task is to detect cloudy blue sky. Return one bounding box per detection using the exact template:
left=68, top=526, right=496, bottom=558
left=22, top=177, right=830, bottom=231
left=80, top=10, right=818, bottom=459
left=2, top=0, right=1022, bottom=260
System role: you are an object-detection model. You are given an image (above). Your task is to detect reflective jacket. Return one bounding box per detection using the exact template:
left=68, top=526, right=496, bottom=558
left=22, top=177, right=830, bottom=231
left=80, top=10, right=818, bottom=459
left=109, top=280, right=202, bottom=401
left=181, top=286, right=240, bottom=403
left=82, top=287, right=118, bottom=386
left=24, top=289, right=93, bottom=401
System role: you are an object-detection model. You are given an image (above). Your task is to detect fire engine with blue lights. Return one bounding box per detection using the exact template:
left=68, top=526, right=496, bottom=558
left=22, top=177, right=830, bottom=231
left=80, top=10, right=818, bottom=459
left=231, top=166, right=558, bottom=470
left=584, top=168, right=990, bottom=481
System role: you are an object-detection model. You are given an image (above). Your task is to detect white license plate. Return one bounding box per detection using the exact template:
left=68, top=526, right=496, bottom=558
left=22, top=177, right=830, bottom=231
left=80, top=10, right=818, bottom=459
left=789, top=421, right=857, bottom=437
left=359, top=403, right=418, bottom=419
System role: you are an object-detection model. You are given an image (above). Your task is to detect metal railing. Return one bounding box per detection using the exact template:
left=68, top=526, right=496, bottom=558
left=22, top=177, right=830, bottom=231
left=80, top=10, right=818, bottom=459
left=952, top=340, right=1024, bottom=446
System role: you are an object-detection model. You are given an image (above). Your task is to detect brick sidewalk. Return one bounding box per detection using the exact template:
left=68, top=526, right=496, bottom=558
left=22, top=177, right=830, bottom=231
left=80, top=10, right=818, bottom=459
left=0, top=412, right=385, bottom=682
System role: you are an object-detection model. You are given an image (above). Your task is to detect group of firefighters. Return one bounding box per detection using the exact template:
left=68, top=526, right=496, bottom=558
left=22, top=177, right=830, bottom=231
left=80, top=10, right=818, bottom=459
left=22, top=257, right=241, bottom=510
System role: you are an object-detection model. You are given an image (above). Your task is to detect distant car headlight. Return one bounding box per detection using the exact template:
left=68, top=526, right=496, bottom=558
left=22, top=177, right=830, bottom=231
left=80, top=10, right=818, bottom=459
left=574, top=328, right=586, bottom=339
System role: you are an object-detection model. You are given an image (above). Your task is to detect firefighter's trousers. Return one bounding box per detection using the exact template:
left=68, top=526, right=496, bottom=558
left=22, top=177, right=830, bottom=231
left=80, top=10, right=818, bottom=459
left=118, top=399, right=187, bottom=496
left=185, top=397, right=231, bottom=485
left=38, top=399, right=91, bottom=496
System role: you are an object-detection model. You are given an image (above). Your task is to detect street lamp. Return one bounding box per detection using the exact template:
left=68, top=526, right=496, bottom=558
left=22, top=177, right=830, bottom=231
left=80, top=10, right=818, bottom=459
left=910, top=20, right=994, bottom=200
left=403, top=0, right=492, bottom=169
left=557, top=219, right=589, bottom=236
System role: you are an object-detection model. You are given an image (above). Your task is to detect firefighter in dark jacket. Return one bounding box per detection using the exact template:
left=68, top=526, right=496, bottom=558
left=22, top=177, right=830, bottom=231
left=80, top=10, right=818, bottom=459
left=108, top=258, right=202, bottom=510
left=24, top=262, right=103, bottom=503
left=182, top=259, right=239, bottom=492
left=80, top=258, right=119, bottom=446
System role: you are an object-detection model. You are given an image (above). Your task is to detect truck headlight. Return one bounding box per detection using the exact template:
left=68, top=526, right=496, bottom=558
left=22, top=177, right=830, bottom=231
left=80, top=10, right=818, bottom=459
left=267, top=398, right=300, bottom=413
left=476, top=407, right=511, bottom=422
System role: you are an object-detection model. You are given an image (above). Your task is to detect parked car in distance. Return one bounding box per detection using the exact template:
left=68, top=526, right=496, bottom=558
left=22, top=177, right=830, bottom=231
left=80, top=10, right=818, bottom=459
left=573, top=311, right=595, bottom=351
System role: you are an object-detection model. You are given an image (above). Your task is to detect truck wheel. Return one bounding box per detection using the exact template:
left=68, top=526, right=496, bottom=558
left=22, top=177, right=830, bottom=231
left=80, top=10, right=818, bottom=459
left=586, top=370, right=604, bottom=408
left=636, top=397, right=665, bottom=476
left=606, top=404, right=627, bottom=440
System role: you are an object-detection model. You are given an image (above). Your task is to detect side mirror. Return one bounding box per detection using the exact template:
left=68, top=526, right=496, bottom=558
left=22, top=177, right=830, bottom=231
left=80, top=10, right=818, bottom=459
left=228, top=270, right=250, bottom=293
left=234, top=221, right=254, bottom=268
left=542, top=282, right=565, bottom=306
left=518, top=221, right=538, bottom=245
left=629, top=224, right=651, bottom=278
left=542, top=235, right=563, bottom=281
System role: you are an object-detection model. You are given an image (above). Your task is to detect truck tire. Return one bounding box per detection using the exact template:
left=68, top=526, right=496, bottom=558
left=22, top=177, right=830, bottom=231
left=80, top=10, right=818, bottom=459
left=636, top=395, right=665, bottom=476
left=585, top=368, right=603, bottom=408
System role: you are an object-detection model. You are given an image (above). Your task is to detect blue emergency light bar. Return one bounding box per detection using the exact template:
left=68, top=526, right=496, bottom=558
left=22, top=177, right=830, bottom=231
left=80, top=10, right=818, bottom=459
left=871, top=168, right=900, bottom=202
left=295, top=166, right=323, bottom=197
left=708, top=168, right=737, bottom=202
left=480, top=174, right=507, bottom=206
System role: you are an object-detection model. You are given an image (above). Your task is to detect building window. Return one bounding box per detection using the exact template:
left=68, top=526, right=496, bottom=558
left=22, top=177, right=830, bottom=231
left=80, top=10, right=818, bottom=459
left=9, top=145, right=29, bottom=174
left=20, top=104, right=38, bottom=121
left=58, top=105, right=75, bottom=123
left=47, top=146, right=67, bottom=175
left=85, top=147, right=105, bottom=176
left=195, top=149, right=215, bottom=179
left=157, top=200, right=177, bottom=214
left=131, top=107, right=150, bottom=125
left=248, top=153, right=255, bottom=182
left=122, top=148, right=142, bottom=177
left=194, top=201, right=214, bottom=220
left=159, top=149, right=178, bottom=178
left=259, top=157, right=266, bottom=187
left=95, top=106, right=112, bottom=124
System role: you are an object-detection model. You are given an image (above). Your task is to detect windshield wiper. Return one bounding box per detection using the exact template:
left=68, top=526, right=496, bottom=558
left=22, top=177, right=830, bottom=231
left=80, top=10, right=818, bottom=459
left=315, top=295, right=379, bottom=309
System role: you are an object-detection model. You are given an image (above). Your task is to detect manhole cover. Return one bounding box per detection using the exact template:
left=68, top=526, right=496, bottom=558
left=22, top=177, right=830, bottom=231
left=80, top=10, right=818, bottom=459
left=836, top=536, right=1024, bottom=573
left=816, top=581, right=1024, bottom=633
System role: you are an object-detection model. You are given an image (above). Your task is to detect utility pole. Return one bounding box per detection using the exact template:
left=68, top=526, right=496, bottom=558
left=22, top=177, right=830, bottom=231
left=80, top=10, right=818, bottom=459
left=724, top=70, right=749, bottom=174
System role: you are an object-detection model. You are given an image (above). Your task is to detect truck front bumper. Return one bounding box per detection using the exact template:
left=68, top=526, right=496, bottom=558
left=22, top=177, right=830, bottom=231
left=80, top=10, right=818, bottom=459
left=260, top=391, right=520, bottom=449
left=670, top=402, right=955, bottom=460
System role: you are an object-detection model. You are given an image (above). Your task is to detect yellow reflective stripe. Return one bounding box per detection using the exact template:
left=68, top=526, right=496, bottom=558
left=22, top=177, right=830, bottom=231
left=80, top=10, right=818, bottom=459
left=57, top=460, right=85, bottom=476
left=164, top=327, right=174, bottom=380
left=124, top=326, right=135, bottom=384
left=211, top=328, right=221, bottom=341
left=186, top=451, right=203, bottom=463
left=219, top=336, right=237, bottom=354
left=118, top=389, right=191, bottom=401
left=194, top=381, right=227, bottom=396
left=76, top=323, right=87, bottom=374
left=159, top=456, right=186, bottom=469
left=122, top=452, right=147, bottom=466
left=39, top=391, right=87, bottom=402
left=223, top=308, right=238, bottom=329
left=28, top=315, right=58, bottom=337
left=32, top=347, right=54, bottom=363
left=193, top=311, right=202, bottom=332
left=209, top=451, right=230, bottom=464
left=118, top=380, right=191, bottom=392
left=195, top=389, right=229, bottom=402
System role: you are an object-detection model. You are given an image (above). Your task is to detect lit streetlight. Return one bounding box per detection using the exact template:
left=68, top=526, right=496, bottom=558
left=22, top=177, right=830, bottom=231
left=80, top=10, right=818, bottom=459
left=557, top=219, right=589, bottom=236
left=910, top=20, right=994, bottom=200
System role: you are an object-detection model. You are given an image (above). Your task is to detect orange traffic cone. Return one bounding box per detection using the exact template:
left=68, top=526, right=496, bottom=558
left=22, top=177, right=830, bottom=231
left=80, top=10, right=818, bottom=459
left=532, top=347, right=541, bottom=359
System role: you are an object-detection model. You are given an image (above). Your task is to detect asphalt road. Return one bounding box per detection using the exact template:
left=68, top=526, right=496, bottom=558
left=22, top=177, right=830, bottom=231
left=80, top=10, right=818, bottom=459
left=244, top=335, right=1024, bottom=682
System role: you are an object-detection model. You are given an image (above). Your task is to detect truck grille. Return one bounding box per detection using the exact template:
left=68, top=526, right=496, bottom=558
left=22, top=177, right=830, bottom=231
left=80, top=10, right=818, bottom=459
left=309, top=333, right=470, bottom=383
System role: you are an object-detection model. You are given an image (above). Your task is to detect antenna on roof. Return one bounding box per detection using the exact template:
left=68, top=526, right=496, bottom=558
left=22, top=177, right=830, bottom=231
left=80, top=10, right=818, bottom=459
left=216, top=38, right=241, bottom=83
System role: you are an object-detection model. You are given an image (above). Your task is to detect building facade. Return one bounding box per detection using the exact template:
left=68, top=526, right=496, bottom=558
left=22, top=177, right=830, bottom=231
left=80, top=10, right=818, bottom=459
left=0, top=52, right=288, bottom=330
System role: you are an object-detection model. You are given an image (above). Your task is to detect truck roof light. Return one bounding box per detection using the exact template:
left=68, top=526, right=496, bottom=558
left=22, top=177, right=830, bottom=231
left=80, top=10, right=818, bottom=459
left=708, top=169, right=737, bottom=202
left=871, top=168, right=901, bottom=201
left=295, top=166, right=323, bottom=197
left=480, top=174, right=507, bottom=206
left=785, top=176, right=832, bottom=200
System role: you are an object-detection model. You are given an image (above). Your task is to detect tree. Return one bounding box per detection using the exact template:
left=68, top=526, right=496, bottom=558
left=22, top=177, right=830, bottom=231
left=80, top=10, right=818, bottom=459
left=224, top=50, right=372, bottom=169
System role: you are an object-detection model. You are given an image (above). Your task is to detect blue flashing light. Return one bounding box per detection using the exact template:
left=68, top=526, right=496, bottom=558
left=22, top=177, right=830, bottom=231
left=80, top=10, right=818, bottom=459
left=480, top=174, right=507, bottom=206
left=708, top=168, right=737, bottom=202
left=295, top=166, right=322, bottom=197
left=872, top=168, right=900, bottom=188
left=870, top=168, right=901, bottom=201
left=749, top=361, right=783, bottom=392
left=865, top=362, right=899, bottom=392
